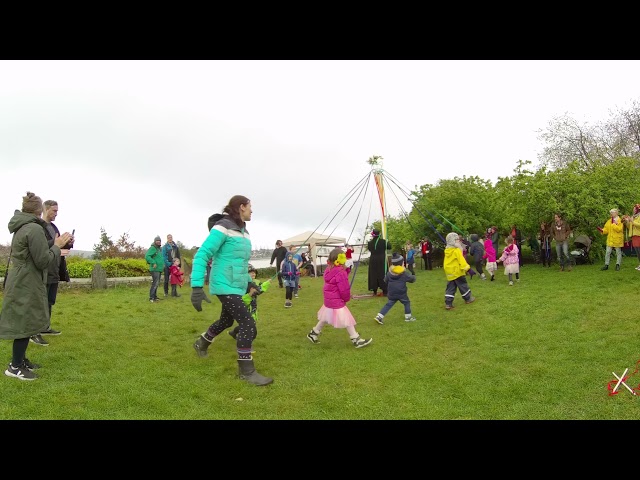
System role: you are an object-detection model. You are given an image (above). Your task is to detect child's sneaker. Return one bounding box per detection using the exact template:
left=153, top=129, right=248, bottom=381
left=490, top=276, right=495, bottom=281
left=480, top=274, right=487, bottom=280
left=4, top=362, right=37, bottom=381
left=374, top=313, right=384, bottom=325
left=306, top=329, right=320, bottom=344
left=284, top=300, right=292, bottom=308
left=404, top=315, right=417, bottom=322
left=352, top=336, right=372, bottom=348
left=509, top=281, right=514, bottom=286
left=465, top=296, right=476, bottom=304
left=445, top=304, right=454, bottom=310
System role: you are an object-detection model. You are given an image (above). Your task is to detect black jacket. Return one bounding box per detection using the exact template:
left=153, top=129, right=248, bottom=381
left=270, top=246, right=287, bottom=267
left=43, top=221, right=72, bottom=284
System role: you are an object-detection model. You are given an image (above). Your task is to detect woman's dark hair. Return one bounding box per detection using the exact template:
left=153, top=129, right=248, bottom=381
left=223, top=195, right=250, bottom=227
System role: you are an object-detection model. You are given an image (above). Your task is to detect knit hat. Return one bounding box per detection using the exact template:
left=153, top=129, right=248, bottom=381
left=391, top=253, right=404, bottom=265
left=154, top=235, right=161, bottom=242
left=371, top=229, right=380, bottom=237
left=470, top=233, right=479, bottom=242
left=610, top=208, right=619, bottom=214
left=446, top=232, right=459, bottom=247
left=22, top=191, right=43, bottom=215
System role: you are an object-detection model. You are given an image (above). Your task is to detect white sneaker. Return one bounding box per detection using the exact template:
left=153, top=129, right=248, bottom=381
left=404, top=316, right=417, bottom=322
left=635, top=265, right=640, bottom=271
left=509, top=281, right=514, bottom=286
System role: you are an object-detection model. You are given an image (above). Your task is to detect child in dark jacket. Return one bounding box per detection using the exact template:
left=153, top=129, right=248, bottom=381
left=468, top=234, right=486, bottom=280
left=374, top=253, right=417, bottom=324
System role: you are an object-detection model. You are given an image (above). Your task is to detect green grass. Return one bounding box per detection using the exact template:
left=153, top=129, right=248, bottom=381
left=1, top=261, right=639, bottom=420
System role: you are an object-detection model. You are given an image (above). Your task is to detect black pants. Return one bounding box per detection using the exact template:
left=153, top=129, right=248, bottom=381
left=163, top=266, right=171, bottom=295
left=171, top=284, right=179, bottom=296
left=444, top=276, right=472, bottom=306
left=423, top=254, right=433, bottom=270
left=46, top=282, right=59, bottom=328
left=11, top=337, right=29, bottom=366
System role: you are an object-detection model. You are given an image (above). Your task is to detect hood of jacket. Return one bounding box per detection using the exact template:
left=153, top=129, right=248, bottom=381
left=389, top=265, right=406, bottom=276
left=8, top=210, right=45, bottom=234
left=323, top=264, right=343, bottom=282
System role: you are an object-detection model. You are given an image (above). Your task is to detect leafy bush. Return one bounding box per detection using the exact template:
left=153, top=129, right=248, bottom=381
left=66, top=257, right=149, bottom=278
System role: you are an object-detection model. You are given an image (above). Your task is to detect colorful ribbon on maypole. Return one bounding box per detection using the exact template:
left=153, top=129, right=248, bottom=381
left=367, top=155, right=387, bottom=239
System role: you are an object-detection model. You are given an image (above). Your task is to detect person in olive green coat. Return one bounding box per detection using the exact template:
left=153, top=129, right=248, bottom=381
left=0, top=192, right=72, bottom=381
left=145, top=235, right=164, bottom=302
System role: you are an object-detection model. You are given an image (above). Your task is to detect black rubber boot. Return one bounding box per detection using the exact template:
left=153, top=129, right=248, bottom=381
left=237, top=359, right=273, bottom=386
left=615, top=264, right=620, bottom=271
left=601, top=264, right=609, bottom=271
left=193, top=334, right=212, bottom=358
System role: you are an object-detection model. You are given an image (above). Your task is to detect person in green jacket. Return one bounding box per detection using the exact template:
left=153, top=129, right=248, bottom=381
left=191, top=195, right=273, bottom=386
left=0, top=192, right=72, bottom=381
left=145, top=236, right=164, bottom=302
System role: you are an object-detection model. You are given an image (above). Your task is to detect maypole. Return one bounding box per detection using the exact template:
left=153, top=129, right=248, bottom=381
left=367, top=155, right=387, bottom=239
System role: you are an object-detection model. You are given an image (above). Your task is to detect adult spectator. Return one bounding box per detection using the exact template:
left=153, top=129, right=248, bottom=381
left=490, top=226, right=500, bottom=246
left=552, top=213, right=573, bottom=272
left=191, top=195, right=272, bottom=386
left=539, top=221, right=552, bottom=267
left=510, top=225, right=523, bottom=266
left=0, top=192, right=71, bottom=381
left=269, top=240, right=287, bottom=288
left=623, top=204, right=640, bottom=270
left=367, top=229, right=391, bottom=296
left=420, top=237, right=433, bottom=270
left=300, top=251, right=316, bottom=277
left=30, top=199, right=74, bottom=347
left=145, top=236, right=164, bottom=302
left=162, top=234, right=181, bottom=298
left=598, top=208, right=624, bottom=271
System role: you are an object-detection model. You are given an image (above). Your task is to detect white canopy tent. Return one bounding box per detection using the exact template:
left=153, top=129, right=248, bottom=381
left=281, top=231, right=346, bottom=274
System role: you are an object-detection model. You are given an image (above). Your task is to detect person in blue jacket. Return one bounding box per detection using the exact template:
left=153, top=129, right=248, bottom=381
left=190, top=195, right=273, bottom=386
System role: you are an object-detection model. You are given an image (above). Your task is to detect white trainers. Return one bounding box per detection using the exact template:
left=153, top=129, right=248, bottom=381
left=635, top=265, right=640, bottom=271
left=509, top=281, right=514, bottom=286
left=374, top=314, right=384, bottom=325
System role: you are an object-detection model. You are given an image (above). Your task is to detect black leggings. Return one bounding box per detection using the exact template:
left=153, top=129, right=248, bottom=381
left=285, top=286, right=294, bottom=300
left=205, top=295, right=256, bottom=350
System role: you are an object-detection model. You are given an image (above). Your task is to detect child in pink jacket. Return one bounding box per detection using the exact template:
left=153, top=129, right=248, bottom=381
left=483, top=228, right=497, bottom=281
left=306, top=247, right=372, bottom=348
left=497, top=235, right=520, bottom=286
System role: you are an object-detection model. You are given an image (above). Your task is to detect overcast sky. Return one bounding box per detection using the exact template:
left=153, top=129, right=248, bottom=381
left=1, top=60, right=639, bottom=252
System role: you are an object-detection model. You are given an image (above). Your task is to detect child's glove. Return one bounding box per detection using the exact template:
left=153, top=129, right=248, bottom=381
left=242, top=293, right=252, bottom=307
left=467, top=268, right=477, bottom=277
left=260, top=280, right=271, bottom=292
left=191, top=287, right=211, bottom=312
left=296, top=271, right=300, bottom=276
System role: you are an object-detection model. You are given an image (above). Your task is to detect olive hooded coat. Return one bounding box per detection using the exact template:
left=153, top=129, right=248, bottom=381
left=0, top=210, right=61, bottom=339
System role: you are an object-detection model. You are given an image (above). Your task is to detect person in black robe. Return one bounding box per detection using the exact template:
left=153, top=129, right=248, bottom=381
left=367, top=229, right=391, bottom=296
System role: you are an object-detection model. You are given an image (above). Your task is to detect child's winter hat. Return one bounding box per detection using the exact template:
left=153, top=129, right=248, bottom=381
left=154, top=235, right=161, bottom=242
left=445, top=232, right=459, bottom=247
left=391, top=253, right=404, bottom=265
left=470, top=233, right=479, bottom=242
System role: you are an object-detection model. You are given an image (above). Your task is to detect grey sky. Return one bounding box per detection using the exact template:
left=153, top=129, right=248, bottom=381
left=1, top=60, right=638, bottom=251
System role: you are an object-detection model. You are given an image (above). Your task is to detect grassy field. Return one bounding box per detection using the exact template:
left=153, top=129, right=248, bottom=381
left=1, top=260, right=639, bottom=420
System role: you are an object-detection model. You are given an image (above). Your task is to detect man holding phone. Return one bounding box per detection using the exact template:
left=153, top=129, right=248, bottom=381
left=31, top=199, right=74, bottom=346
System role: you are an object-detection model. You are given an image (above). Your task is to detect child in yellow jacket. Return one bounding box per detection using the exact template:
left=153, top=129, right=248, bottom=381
left=443, top=232, right=476, bottom=310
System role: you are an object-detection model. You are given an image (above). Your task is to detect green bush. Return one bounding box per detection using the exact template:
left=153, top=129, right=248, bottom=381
left=66, top=257, right=149, bottom=278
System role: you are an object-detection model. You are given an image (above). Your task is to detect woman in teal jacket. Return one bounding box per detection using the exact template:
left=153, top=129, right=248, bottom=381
left=190, top=195, right=272, bottom=386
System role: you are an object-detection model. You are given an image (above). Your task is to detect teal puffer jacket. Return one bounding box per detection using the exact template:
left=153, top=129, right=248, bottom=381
left=191, top=215, right=251, bottom=295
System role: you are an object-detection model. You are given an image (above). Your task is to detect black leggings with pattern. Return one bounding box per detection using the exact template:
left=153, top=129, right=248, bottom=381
left=205, top=294, right=257, bottom=350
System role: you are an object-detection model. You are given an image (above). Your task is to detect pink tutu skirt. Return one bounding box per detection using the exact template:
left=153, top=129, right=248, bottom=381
left=317, top=305, right=357, bottom=329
